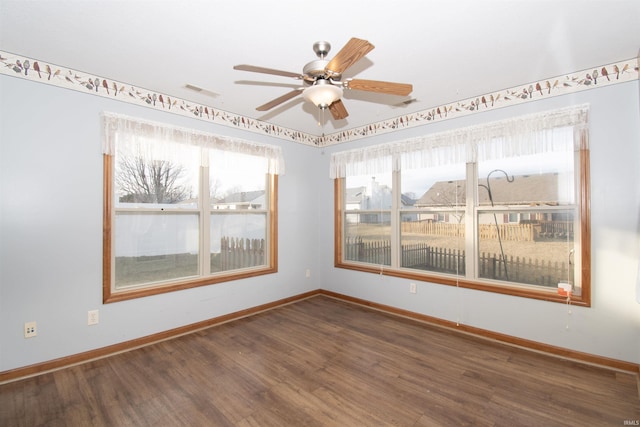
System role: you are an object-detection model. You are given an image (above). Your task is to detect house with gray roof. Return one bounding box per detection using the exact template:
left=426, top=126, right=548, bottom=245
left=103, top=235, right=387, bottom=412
left=413, top=173, right=574, bottom=232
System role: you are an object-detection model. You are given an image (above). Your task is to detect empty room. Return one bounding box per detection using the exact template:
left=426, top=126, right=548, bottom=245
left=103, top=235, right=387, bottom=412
left=1, top=1, right=639, bottom=425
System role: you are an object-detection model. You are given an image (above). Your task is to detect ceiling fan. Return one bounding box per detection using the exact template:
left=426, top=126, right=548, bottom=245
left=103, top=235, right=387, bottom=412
left=233, top=38, right=413, bottom=120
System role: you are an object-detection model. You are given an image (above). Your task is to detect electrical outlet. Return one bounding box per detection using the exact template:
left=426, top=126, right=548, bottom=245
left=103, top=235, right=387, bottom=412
left=24, top=321, right=37, bottom=338
left=305, top=268, right=311, bottom=278
left=88, top=310, right=99, bottom=326
left=409, top=282, right=417, bottom=294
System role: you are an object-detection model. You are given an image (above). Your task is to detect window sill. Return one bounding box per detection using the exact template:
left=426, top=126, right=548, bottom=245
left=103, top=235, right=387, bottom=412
left=103, top=266, right=277, bottom=304
left=335, top=261, right=590, bottom=307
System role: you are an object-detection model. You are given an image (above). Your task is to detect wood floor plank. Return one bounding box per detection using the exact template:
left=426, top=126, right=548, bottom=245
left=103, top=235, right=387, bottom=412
left=1, top=295, right=638, bottom=426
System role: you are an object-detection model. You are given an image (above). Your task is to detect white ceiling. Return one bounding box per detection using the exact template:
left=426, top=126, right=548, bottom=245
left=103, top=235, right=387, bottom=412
left=1, top=0, right=639, bottom=137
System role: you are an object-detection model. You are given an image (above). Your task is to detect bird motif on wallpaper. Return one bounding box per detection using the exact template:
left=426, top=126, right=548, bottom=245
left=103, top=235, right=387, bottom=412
left=2, top=51, right=638, bottom=148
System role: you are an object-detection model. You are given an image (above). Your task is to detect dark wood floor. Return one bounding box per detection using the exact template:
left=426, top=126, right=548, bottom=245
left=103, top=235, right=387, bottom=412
left=1, top=296, right=638, bottom=426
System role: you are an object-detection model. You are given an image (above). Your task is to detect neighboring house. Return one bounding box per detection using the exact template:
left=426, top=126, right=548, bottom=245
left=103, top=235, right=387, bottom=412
left=213, top=190, right=265, bottom=210
left=414, top=173, right=573, bottom=226
left=345, top=186, right=368, bottom=211
left=346, top=178, right=417, bottom=223
left=400, top=193, right=418, bottom=222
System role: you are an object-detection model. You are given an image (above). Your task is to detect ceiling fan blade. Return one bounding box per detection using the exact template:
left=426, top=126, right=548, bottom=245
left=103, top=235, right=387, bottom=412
left=235, top=80, right=301, bottom=89
left=256, top=89, right=303, bottom=111
left=234, top=64, right=302, bottom=79
left=325, top=38, right=375, bottom=75
left=328, top=99, right=349, bottom=120
left=346, top=79, right=413, bottom=96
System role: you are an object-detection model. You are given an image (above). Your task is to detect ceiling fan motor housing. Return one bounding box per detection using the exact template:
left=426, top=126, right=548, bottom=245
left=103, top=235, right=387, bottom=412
left=303, top=59, right=330, bottom=82
left=303, top=41, right=342, bottom=83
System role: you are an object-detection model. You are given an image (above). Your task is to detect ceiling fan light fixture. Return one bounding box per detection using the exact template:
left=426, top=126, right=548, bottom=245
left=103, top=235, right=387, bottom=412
left=303, top=80, right=343, bottom=109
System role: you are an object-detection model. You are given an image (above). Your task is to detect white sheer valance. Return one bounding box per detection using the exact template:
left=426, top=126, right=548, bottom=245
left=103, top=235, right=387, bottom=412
left=102, top=112, right=285, bottom=175
left=330, top=104, right=589, bottom=178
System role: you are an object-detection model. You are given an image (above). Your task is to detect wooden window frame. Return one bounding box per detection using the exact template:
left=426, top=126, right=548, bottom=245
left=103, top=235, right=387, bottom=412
left=334, top=149, right=591, bottom=307
left=103, top=154, right=278, bottom=303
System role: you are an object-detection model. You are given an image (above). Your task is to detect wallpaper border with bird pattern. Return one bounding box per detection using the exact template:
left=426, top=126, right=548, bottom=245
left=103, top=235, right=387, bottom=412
left=1, top=51, right=638, bottom=147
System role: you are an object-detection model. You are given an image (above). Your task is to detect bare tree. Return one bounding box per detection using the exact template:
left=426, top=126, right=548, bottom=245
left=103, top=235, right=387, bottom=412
left=429, top=182, right=465, bottom=223
left=116, top=156, right=192, bottom=203
left=209, top=178, right=224, bottom=202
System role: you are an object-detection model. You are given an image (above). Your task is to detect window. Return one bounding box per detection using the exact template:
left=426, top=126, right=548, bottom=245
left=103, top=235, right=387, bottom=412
left=333, top=105, right=591, bottom=306
left=344, top=167, right=393, bottom=266
left=102, top=113, right=284, bottom=302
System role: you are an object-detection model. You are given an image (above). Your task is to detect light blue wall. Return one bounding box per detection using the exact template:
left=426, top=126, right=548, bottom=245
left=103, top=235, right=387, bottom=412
left=0, top=75, right=322, bottom=371
left=1, top=73, right=639, bottom=373
left=318, top=80, right=640, bottom=365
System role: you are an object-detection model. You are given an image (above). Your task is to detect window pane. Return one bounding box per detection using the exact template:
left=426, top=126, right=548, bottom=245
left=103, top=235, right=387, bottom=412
left=344, top=213, right=391, bottom=266
left=478, top=151, right=574, bottom=207
left=344, top=173, right=392, bottom=266
left=210, top=213, right=266, bottom=272
left=210, top=150, right=267, bottom=210
left=115, top=140, right=199, bottom=209
left=345, top=174, right=392, bottom=210
left=477, top=134, right=577, bottom=288
left=477, top=209, right=575, bottom=287
left=114, top=213, right=199, bottom=288
left=401, top=164, right=466, bottom=275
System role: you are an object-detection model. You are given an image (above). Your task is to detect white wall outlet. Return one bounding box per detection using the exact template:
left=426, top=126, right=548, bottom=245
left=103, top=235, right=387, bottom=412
left=409, top=282, right=417, bottom=294
left=88, top=309, right=99, bottom=326
left=305, top=268, right=311, bottom=278
left=24, top=321, right=37, bottom=338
